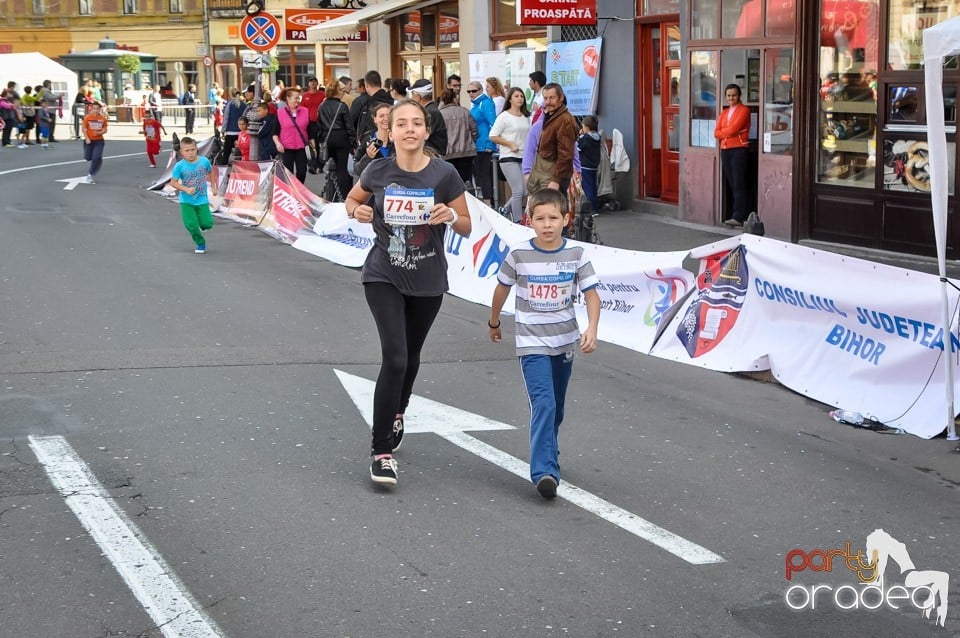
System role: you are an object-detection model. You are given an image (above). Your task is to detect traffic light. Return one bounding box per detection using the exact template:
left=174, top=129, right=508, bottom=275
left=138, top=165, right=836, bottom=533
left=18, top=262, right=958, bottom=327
left=245, top=0, right=264, bottom=15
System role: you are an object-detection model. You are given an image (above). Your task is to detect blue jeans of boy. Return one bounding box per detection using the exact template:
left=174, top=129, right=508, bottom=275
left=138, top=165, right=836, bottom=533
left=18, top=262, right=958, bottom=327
left=520, top=352, right=574, bottom=485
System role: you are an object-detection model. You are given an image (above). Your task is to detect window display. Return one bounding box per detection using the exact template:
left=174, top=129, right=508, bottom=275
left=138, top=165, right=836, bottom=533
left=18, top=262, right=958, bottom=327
left=689, top=51, right=718, bottom=147
left=816, top=0, right=879, bottom=188
left=882, top=140, right=954, bottom=195
left=764, top=48, right=793, bottom=155
left=887, top=0, right=953, bottom=70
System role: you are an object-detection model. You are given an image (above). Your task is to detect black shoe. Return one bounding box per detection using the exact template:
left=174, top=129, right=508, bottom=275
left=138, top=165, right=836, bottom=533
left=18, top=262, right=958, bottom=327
left=392, top=414, right=404, bottom=452
left=370, top=456, right=398, bottom=485
left=536, top=476, right=558, bottom=499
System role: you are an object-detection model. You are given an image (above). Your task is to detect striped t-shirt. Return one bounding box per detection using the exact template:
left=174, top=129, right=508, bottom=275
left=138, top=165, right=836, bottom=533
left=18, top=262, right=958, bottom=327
left=498, top=239, right=600, bottom=357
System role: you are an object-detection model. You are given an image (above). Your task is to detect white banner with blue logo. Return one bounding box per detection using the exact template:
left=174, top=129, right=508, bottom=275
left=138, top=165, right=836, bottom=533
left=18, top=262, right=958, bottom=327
left=448, top=196, right=694, bottom=353
left=650, top=234, right=960, bottom=439
left=545, top=38, right=602, bottom=115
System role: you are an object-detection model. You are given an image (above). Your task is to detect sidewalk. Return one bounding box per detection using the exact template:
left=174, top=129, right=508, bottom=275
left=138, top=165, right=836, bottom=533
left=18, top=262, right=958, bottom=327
left=595, top=207, right=960, bottom=280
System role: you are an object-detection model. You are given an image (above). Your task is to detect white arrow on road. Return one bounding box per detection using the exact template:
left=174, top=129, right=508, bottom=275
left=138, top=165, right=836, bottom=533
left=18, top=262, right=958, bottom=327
left=57, top=176, right=90, bottom=190
left=335, top=369, right=724, bottom=565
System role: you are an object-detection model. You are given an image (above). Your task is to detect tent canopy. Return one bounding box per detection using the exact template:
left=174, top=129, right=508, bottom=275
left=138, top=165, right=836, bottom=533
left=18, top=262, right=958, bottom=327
left=922, top=15, right=960, bottom=441
left=306, top=0, right=442, bottom=41
left=0, top=52, right=79, bottom=103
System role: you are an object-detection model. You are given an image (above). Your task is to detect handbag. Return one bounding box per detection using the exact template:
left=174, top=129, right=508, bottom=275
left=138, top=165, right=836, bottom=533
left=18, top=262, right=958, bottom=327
left=744, top=211, right=765, bottom=236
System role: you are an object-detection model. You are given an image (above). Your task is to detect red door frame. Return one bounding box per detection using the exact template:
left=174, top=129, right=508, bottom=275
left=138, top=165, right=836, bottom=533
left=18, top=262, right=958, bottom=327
left=637, top=18, right=680, bottom=203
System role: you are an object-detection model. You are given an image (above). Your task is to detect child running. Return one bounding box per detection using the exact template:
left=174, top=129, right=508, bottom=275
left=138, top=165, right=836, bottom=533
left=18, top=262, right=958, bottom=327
left=142, top=112, right=167, bottom=167
left=488, top=188, right=601, bottom=499
left=170, top=137, right=215, bottom=254
left=81, top=102, right=108, bottom=183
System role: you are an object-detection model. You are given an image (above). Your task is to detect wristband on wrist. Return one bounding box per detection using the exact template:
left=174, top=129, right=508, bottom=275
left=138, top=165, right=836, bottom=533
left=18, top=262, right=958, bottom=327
left=488, top=319, right=501, bottom=329
left=444, top=208, right=460, bottom=226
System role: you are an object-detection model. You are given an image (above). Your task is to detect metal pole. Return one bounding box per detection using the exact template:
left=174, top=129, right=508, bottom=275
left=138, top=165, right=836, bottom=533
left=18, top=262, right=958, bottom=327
left=249, top=65, right=262, bottom=160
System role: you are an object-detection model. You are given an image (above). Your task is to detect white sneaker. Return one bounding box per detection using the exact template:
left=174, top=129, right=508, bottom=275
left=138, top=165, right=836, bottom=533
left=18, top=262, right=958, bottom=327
left=85, top=175, right=95, bottom=184
left=16, top=144, right=26, bottom=149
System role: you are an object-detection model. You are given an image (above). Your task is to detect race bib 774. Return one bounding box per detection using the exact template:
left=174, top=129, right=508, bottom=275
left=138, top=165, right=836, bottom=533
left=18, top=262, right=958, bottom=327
left=384, top=186, right=434, bottom=226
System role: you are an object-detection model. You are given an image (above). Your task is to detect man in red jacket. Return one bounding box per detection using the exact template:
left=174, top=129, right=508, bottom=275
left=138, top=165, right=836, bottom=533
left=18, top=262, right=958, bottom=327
left=300, top=76, right=326, bottom=146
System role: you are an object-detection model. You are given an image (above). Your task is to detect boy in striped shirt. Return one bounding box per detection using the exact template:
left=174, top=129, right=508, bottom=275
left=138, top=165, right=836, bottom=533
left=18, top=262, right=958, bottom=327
left=489, top=188, right=601, bottom=499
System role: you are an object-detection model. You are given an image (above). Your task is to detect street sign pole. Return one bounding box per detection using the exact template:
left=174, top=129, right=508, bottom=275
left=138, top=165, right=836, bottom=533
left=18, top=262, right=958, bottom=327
left=240, top=12, right=281, bottom=161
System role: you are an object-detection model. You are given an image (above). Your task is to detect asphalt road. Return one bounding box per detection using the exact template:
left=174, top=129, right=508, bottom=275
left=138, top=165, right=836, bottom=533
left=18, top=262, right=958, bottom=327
left=1, top=140, right=958, bottom=638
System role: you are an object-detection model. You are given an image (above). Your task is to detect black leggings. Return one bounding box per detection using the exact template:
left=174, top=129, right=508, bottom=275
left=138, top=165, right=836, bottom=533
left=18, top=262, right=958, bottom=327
left=364, top=282, right=444, bottom=455
left=282, top=147, right=308, bottom=184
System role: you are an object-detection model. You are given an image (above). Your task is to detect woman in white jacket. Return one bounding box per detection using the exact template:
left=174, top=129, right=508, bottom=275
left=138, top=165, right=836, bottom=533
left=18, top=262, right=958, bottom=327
left=488, top=87, right=531, bottom=221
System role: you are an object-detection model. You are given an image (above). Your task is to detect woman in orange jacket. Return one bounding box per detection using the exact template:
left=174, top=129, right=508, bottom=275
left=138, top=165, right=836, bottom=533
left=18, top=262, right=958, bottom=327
left=714, top=84, right=751, bottom=227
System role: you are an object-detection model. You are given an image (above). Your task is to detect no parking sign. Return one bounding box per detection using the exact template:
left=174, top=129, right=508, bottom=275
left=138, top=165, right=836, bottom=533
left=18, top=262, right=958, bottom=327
left=241, top=13, right=281, bottom=52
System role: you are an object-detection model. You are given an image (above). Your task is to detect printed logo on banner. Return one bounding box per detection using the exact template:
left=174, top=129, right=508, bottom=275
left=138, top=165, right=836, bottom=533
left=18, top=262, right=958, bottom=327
left=325, top=229, right=373, bottom=249
left=677, top=246, right=749, bottom=358
left=644, top=269, right=690, bottom=327
left=471, top=231, right=509, bottom=278
left=784, top=529, right=950, bottom=627
left=221, top=161, right=274, bottom=225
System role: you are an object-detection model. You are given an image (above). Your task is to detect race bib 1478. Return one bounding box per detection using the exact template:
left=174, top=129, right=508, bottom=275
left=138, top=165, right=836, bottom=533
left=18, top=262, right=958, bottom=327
left=526, top=272, right=574, bottom=312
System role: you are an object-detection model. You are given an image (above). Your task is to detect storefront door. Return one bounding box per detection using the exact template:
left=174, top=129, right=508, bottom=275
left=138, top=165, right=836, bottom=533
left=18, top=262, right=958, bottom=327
left=638, top=21, right=681, bottom=203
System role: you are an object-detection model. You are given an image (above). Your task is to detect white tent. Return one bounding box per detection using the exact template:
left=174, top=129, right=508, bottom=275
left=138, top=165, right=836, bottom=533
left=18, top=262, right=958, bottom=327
left=0, top=52, right=79, bottom=104
left=923, top=18, right=960, bottom=441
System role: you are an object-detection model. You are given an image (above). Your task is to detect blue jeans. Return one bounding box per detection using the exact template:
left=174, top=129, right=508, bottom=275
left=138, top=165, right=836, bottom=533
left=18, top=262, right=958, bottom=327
left=83, top=139, right=105, bottom=176
left=519, top=352, right=574, bottom=485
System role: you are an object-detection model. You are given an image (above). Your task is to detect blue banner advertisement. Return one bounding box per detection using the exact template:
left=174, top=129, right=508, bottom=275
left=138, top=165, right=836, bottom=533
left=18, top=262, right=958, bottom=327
left=545, top=38, right=602, bottom=115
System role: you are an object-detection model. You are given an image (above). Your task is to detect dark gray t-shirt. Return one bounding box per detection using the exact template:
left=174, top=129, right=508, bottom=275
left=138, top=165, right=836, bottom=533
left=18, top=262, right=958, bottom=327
left=359, top=156, right=466, bottom=296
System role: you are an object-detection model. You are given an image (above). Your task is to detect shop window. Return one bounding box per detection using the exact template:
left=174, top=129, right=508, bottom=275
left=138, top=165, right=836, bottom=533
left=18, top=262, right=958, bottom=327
left=887, top=0, right=953, bottom=70
left=765, top=0, right=794, bottom=37
left=400, top=12, right=421, bottom=52
left=764, top=48, right=793, bottom=155
left=816, top=0, right=879, bottom=188
left=724, top=0, right=758, bottom=38
left=690, top=0, right=718, bottom=39
left=882, top=139, right=953, bottom=194
left=421, top=11, right=437, bottom=48
left=689, top=50, right=718, bottom=147
left=439, top=10, right=459, bottom=49
left=646, top=0, right=679, bottom=15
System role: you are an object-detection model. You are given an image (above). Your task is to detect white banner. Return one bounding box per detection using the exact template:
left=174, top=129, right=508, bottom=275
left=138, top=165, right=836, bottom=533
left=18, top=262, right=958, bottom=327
left=507, top=48, right=537, bottom=101
left=451, top=196, right=695, bottom=352
left=467, top=51, right=508, bottom=84
left=651, top=235, right=960, bottom=438
left=292, top=202, right=375, bottom=268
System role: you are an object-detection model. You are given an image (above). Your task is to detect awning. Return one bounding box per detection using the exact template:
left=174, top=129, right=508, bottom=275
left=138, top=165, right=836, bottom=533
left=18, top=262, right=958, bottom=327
left=306, top=0, right=442, bottom=42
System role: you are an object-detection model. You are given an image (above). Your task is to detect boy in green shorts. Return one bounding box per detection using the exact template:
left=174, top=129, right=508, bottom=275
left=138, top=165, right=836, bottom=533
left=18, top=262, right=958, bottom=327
left=170, top=137, right=215, bottom=254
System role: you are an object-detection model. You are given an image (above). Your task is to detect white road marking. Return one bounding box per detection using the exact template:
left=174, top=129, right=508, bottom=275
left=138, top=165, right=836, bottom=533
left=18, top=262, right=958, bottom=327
left=0, top=152, right=145, bottom=177
left=28, top=435, right=226, bottom=638
left=335, top=370, right=725, bottom=565
left=58, top=176, right=91, bottom=190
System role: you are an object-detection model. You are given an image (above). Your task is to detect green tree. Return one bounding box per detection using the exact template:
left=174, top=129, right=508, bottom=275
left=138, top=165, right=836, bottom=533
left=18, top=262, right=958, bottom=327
left=116, top=53, right=141, bottom=74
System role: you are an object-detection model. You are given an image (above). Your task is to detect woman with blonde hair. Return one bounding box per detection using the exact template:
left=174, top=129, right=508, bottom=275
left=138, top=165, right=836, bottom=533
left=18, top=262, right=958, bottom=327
left=317, top=79, right=356, bottom=200
left=485, top=76, right=506, bottom=114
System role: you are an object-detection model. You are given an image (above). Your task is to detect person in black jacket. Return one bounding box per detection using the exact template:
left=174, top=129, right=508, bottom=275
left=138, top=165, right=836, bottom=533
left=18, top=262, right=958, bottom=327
left=409, top=79, right=447, bottom=157
left=318, top=80, right=356, bottom=201
left=349, top=70, right=393, bottom=145
left=255, top=101, right=279, bottom=160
